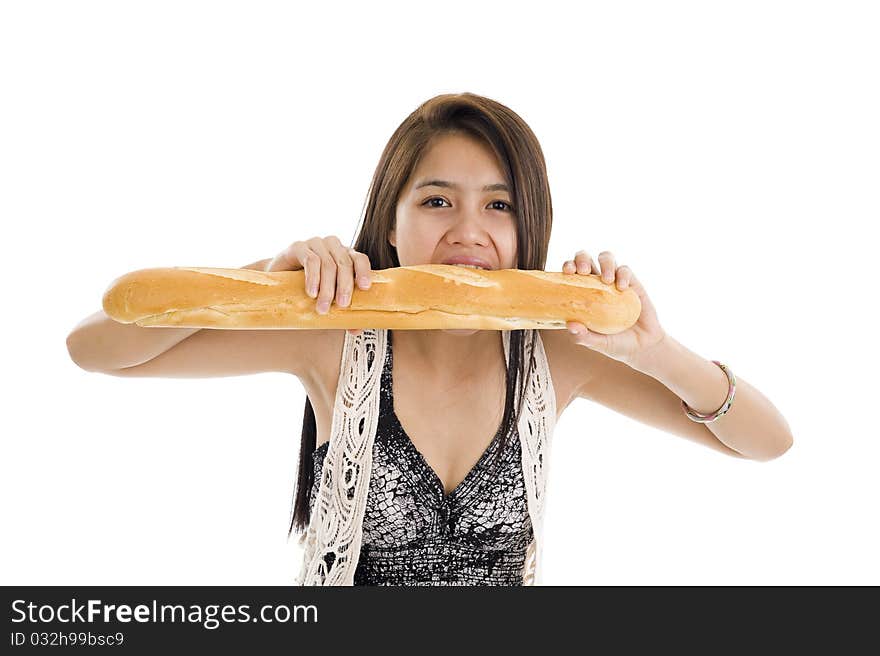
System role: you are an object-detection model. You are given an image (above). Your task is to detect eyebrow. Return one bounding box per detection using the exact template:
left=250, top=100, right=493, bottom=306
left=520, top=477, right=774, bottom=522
left=414, top=179, right=509, bottom=193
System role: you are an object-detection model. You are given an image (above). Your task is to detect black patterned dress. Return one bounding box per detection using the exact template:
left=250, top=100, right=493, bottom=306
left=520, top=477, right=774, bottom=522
left=308, top=329, right=534, bottom=585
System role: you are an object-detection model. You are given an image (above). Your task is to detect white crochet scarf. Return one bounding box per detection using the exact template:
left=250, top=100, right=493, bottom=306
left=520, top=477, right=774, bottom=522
left=295, top=328, right=556, bottom=585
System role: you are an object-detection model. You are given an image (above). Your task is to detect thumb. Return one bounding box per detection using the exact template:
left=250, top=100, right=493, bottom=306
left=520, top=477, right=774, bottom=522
left=567, top=322, right=601, bottom=348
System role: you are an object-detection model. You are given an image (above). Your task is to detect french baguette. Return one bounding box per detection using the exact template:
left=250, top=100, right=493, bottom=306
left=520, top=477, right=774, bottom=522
left=101, top=264, right=641, bottom=334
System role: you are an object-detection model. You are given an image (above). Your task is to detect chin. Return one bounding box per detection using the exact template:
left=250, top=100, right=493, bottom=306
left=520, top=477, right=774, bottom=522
left=441, top=328, right=480, bottom=336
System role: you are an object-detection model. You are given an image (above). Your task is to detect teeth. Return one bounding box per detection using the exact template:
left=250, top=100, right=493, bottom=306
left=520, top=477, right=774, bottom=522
left=451, top=263, right=487, bottom=269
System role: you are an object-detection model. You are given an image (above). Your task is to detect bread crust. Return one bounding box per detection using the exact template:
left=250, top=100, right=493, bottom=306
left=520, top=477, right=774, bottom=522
left=102, top=264, right=641, bottom=334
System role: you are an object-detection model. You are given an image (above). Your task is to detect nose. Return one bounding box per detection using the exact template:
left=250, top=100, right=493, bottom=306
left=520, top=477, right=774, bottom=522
left=445, top=207, right=492, bottom=246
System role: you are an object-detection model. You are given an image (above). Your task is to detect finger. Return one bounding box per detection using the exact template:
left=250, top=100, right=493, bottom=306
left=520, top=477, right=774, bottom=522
left=284, top=241, right=321, bottom=299
left=566, top=321, right=605, bottom=350
left=306, top=237, right=337, bottom=315
left=598, top=251, right=616, bottom=284
left=625, top=270, right=652, bottom=307
left=326, top=239, right=355, bottom=308
left=574, top=250, right=596, bottom=275
left=615, top=265, right=632, bottom=290
left=349, top=248, right=373, bottom=291
left=566, top=321, right=592, bottom=342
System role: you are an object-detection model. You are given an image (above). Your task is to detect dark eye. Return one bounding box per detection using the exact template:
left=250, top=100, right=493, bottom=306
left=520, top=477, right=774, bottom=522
left=422, top=197, right=513, bottom=212
left=423, top=197, right=449, bottom=208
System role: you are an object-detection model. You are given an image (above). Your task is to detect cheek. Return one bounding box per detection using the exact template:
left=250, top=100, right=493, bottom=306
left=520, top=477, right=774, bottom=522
left=393, top=224, right=442, bottom=263
left=502, top=230, right=518, bottom=266
left=397, top=216, right=433, bottom=241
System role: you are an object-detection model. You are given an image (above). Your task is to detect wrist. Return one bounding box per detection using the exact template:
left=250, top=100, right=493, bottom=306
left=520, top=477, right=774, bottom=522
left=628, top=332, right=676, bottom=376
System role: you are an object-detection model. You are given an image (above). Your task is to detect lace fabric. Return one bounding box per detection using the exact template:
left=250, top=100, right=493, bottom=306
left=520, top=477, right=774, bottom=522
left=296, top=328, right=556, bottom=586
left=307, top=328, right=534, bottom=585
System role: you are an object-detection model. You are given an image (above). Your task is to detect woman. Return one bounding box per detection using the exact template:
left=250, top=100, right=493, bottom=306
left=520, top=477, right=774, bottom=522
left=67, top=92, right=794, bottom=586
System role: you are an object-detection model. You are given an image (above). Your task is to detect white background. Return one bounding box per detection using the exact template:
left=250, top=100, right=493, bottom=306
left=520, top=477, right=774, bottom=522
left=2, top=0, right=877, bottom=585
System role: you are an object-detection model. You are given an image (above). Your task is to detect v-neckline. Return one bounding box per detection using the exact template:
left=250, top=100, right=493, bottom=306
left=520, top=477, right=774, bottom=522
left=387, top=329, right=507, bottom=503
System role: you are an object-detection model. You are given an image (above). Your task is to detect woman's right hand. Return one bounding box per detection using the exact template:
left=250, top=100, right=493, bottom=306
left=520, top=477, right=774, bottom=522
left=264, top=236, right=372, bottom=336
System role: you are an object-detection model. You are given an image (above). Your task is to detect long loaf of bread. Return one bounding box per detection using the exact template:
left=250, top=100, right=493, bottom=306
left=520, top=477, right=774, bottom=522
left=101, top=264, right=641, bottom=334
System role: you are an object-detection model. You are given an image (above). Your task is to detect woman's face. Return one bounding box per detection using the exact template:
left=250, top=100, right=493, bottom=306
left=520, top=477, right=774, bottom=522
left=391, top=132, right=518, bottom=270
left=391, top=132, right=519, bottom=335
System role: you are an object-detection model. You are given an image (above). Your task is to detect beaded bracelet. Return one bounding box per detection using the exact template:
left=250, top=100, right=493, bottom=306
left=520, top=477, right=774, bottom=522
left=681, top=360, right=736, bottom=423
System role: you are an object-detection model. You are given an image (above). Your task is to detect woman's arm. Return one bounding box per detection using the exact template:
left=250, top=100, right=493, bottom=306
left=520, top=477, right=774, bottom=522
left=66, top=257, right=272, bottom=371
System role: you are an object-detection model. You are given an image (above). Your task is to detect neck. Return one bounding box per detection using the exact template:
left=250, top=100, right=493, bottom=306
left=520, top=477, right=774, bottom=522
left=390, top=329, right=503, bottom=384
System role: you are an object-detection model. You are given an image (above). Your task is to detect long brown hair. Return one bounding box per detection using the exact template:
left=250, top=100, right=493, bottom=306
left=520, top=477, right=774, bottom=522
left=289, top=92, right=554, bottom=537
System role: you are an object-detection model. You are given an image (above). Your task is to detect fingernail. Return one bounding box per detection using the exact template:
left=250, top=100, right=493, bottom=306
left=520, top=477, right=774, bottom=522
left=359, top=276, right=371, bottom=289
left=568, top=326, right=579, bottom=334
left=339, top=293, right=350, bottom=307
left=316, top=301, right=329, bottom=314
left=307, top=284, right=317, bottom=298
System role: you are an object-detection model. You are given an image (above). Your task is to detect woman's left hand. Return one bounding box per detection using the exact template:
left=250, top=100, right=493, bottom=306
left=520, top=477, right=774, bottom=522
left=563, top=250, right=668, bottom=368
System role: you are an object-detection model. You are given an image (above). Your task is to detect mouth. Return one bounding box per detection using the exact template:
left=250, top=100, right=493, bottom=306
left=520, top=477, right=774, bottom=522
left=439, top=257, right=494, bottom=269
